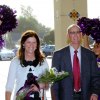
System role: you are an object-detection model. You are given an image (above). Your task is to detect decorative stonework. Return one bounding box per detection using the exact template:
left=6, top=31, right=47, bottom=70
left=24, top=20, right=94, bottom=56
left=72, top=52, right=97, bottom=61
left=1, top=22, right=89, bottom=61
left=68, top=9, right=80, bottom=21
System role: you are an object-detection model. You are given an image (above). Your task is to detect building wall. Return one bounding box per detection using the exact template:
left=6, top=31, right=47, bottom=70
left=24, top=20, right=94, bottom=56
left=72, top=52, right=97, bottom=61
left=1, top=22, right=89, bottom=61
left=54, top=0, right=87, bottom=50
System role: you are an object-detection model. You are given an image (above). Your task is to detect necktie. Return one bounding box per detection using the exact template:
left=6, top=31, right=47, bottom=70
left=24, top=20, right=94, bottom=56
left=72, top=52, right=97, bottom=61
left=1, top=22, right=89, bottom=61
left=73, top=50, right=81, bottom=92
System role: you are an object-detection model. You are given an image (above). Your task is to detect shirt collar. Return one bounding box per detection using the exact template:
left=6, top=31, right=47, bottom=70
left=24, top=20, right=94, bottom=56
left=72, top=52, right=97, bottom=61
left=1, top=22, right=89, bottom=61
left=69, top=45, right=81, bottom=53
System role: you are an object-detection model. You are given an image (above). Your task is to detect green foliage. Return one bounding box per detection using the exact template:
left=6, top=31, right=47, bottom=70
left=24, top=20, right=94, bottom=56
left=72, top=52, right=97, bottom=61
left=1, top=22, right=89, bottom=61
left=16, top=5, right=51, bottom=36
left=38, top=68, right=69, bottom=84
left=43, top=30, right=55, bottom=44
left=16, top=88, right=29, bottom=100
left=14, top=16, right=38, bottom=33
left=7, top=5, right=51, bottom=48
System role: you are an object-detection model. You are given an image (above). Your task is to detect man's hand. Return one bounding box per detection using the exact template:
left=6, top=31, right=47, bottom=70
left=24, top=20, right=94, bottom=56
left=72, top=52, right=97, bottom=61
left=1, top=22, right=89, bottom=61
left=90, top=94, right=98, bottom=100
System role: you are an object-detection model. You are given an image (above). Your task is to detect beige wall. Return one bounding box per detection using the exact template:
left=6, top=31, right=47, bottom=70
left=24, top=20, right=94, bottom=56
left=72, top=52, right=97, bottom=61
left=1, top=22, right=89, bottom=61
left=54, top=0, right=87, bottom=50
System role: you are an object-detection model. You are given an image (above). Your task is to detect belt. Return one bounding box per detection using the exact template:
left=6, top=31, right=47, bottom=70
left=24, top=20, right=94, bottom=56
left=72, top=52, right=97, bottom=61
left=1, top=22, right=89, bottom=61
left=74, top=91, right=81, bottom=95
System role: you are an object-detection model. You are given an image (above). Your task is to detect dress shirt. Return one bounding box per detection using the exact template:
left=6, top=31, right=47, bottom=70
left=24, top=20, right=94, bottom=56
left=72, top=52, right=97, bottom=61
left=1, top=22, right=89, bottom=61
left=69, top=45, right=81, bottom=70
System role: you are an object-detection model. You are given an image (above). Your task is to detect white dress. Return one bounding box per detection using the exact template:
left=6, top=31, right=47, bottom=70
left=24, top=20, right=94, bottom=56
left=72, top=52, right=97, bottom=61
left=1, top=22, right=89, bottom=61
left=5, top=57, right=49, bottom=100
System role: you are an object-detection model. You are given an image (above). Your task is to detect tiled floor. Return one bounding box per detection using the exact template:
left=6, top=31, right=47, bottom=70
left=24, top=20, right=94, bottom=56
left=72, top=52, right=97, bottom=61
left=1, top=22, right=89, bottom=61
left=0, top=58, right=52, bottom=100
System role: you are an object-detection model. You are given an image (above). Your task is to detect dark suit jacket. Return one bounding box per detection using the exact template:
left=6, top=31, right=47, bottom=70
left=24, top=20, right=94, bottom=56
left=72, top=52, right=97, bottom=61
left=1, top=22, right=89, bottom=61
left=51, top=46, right=100, bottom=100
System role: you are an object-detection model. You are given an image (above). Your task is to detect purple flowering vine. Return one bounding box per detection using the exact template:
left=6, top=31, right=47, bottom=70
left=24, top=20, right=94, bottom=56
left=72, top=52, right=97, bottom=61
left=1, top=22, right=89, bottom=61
left=0, top=5, right=18, bottom=48
left=77, top=17, right=100, bottom=43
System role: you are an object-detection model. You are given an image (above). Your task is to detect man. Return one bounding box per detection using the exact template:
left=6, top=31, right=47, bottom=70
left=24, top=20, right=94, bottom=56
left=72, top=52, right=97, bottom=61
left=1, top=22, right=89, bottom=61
left=51, top=24, right=100, bottom=100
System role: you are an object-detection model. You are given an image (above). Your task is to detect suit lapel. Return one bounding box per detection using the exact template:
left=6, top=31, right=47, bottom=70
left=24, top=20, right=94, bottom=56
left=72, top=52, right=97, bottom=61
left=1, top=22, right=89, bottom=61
left=81, top=47, right=86, bottom=74
left=63, top=46, right=73, bottom=89
left=63, top=46, right=73, bottom=74
left=81, top=47, right=89, bottom=81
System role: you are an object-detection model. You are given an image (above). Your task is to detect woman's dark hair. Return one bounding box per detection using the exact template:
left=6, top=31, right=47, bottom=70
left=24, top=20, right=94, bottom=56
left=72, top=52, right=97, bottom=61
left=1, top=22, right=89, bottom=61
left=17, top=30, right=45, bottom=67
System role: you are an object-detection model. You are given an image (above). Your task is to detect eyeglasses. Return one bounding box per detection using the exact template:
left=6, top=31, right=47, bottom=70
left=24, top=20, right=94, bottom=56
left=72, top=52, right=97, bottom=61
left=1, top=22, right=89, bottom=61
left=69, top=31, right=81, bottom=34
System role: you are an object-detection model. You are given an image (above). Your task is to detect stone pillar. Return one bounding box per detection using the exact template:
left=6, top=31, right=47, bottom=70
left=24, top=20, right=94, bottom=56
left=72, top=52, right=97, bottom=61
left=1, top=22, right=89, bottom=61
left=54, top=0, right=87, bottom=50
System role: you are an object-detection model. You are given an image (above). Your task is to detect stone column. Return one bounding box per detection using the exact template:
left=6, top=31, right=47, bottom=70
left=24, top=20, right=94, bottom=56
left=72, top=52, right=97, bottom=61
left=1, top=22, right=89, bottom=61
left=54, top=0, right=87, bottom=49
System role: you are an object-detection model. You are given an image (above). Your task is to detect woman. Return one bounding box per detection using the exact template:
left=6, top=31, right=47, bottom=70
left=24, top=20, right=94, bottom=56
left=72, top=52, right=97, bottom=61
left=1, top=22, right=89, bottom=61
left=92, top=42, right=100, bottom=65
left=5, top=30, right=49, bottom=100
left=83, top=35, right=100, bottom=100
left=83, top=35, right=100, bottom=68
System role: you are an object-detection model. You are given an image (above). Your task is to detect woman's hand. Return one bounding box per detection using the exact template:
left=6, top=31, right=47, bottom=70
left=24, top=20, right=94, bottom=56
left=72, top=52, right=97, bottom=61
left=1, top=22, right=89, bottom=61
left=29, top=84, right=39, bottom=92
left=39, top=83, right=49, bottom=90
